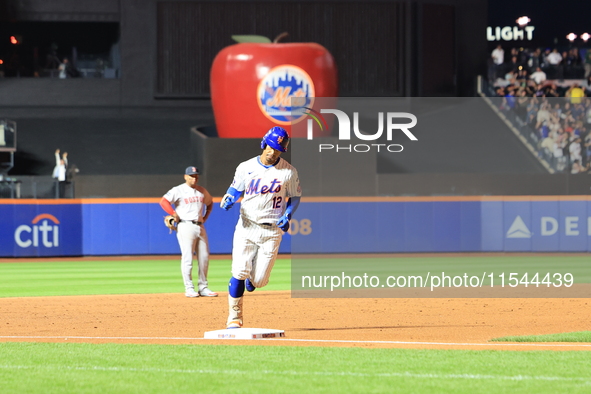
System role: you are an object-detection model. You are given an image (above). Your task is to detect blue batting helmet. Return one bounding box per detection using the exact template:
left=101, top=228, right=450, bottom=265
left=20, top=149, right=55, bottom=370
left=260, top=126, right=290, bottom=152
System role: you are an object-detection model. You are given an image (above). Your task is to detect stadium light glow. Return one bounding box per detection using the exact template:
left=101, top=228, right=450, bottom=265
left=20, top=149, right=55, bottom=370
left=566, top=33, right=577, bottom=42
left=9, top=36, right=18, bottom=44
left=581, top=33, right=591, bottom=42
left=515, top=16, right=531, bottom=27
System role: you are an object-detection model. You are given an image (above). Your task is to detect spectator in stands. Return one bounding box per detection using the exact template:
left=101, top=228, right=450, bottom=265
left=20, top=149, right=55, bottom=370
left=515, top=68, right=528, bottom=87
left=52, top=149, right=68, bottom=198
left=547, top=49, right=563, bottom=79
left=561, top=50, right=569, bottom=62
left=504, top=69, right=516, bottom=82
left=567, top=48, right=583, bottom=78
left=535, top=102, right=551, bottom=129
left=552, top=134, right=568, bottom=171
left=560, top=102, right=575, bottom=124
left=540, top=48, right=552, bottom=69
left=509, top=47, right=519, bottom=61
left=533, top=83, right=546, bottom=97
left=540, top=134, right=555, bottom=156
left=58, top=57, right=80, bottom=79
left=529, top=67, right=547, bottom=85
left=508, top=56, right=521, bottom=73
left=571, top=102, right=586, bottom=121
left=584, top=49, right=591, bottom=79
left=573, top=121, right=585, bottom=138
left=551, top=102, right=562, bottom=119
left=544, top=83, right=560, bottom=98
left=58, top=58, right=69, bottom=79
left=582, top=75, right=591, bottom=94
left=501, top=89, right=517, bottom=111
left=491, top=45, right=504, bottom=65
left=566, top=83, right=585, bottom=105
left=584, top=132, right=591, bottom=165
left=526, top=99, right=540, bottom=127
left=527, top=48, right=543, bottom=72
left=569, top=137, right=583, bottom=171
left=490, top=45, right=504, bottom=81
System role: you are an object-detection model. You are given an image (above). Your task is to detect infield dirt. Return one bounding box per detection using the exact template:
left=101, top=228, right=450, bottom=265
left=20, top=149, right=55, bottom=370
left=1, top=291, right=589, bottom=351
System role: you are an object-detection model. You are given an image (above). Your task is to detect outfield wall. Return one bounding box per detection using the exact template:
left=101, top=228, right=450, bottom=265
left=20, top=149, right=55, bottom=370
left=1, top=197, right=590, bottom=257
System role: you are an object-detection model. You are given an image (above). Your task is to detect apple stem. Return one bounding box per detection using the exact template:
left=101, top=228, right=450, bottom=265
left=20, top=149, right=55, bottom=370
left=273, top=32, right=289, bottom=43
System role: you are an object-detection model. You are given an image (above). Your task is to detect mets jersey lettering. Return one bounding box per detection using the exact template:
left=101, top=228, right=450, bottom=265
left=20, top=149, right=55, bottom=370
left=245, top=179, right=282, bottom=195
left=231, top=157, right=301, bottom=223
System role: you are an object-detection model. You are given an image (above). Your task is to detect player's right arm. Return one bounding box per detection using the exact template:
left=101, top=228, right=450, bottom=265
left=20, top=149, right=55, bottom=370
left=160, top=190, right=180, bottom=222
left=220, top=164, right=246, bottom=211
left=220, top=187, right=242, bottom=211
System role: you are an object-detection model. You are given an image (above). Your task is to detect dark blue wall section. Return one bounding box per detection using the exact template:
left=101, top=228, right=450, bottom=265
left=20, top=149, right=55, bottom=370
left=480, top=201, right=503, bottom=252
left=460, top=201, right=481, bottom=251
left=0, top=198, right=590, bottom=257
left=0, top=203, right=83, bottom=257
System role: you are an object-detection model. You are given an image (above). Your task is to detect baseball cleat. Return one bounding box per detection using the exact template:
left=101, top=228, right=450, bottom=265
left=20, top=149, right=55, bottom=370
left=245, top=278, right=256, bottom=292
left=185, top=289, right=200, bottom=298
left=199, top=288, right=218, bottom=297
left=226, top=319, right=243, bottom=329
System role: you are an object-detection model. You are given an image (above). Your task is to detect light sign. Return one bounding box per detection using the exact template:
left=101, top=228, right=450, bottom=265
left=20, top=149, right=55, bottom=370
left=487, top=26, right=535, bottom=41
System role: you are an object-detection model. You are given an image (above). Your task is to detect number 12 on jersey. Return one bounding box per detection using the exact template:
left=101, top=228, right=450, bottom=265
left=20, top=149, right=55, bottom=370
left=272, top=196, right=282, bottom=209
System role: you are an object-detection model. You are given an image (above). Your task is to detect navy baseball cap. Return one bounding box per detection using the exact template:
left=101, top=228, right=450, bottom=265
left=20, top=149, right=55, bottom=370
left=185, top=166, right=200, bottom=175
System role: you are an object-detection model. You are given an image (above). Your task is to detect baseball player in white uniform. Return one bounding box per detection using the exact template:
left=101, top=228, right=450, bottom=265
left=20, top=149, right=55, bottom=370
left=220, top=127, right=301, bottom=329
left=160, top=166, right=218, bottom=297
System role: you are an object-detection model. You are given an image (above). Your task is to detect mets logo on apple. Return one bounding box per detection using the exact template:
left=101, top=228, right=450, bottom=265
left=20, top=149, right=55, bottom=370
left=257, top=64, right=315, bottom=125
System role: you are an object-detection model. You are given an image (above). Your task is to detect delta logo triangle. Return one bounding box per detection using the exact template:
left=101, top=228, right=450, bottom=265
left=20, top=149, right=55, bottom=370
left=506, top=215, right=532, bottom=238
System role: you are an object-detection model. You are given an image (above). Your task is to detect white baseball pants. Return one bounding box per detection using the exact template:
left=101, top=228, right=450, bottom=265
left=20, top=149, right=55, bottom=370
left=231, top=216, right=283, bottom=288
left=176, top=222, right=210, bottom=292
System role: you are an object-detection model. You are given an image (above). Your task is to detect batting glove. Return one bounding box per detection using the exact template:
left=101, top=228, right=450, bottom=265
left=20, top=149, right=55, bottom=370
left=277, top=213, right=291, bottom=232
left=220, top=194, right=235, bottom=210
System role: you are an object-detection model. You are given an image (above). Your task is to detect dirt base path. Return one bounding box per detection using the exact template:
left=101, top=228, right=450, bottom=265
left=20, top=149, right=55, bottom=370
left=1, top=291, right=589, bottom=351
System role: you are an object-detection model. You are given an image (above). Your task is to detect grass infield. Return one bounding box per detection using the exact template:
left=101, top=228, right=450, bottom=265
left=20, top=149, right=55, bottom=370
left=492, top=331, right=591, bottom=343
left=1, top=255, right=590, bottom=393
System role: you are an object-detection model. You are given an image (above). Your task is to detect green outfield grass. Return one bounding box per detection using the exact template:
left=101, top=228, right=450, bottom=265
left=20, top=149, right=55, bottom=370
left=1, top=342, right=591, bottom=394
left=2, top=255, right=589, bottom=298
left=1, top=255, right=590, bottom=393
left=492, top=331, right=591, bottom=343
left=0, top=258, right=290, bottom=297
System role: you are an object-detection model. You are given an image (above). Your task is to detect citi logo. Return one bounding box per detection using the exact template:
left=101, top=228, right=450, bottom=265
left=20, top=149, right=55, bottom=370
left=14, top=214, right=60, bottom=248
left=300, top=108, right=418, bottom=153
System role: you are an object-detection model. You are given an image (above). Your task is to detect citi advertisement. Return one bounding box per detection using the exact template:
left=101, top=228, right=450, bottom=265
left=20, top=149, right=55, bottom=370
left=0, top=204, right=82, bottom=257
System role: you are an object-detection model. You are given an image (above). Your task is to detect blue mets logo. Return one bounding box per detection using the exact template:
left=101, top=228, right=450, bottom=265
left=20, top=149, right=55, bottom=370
left=245, top=179, right=282, bottom=195
left=257, top=65, right=315, bottom=125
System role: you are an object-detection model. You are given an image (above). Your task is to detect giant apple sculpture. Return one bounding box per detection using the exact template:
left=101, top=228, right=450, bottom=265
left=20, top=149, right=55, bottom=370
left=210, top=33, right=337, bottom=138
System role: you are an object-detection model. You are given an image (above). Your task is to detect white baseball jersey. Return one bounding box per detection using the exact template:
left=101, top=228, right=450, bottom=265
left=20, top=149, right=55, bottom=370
left=231, top=156, right=301, bottom=224
left=163, top=183, right=213, bottom=293
left=163, top=183, right=212, bottom=221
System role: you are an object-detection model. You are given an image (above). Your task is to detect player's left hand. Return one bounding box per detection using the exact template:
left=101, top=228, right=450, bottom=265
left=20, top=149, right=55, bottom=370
left=277, top=214, right=291, bottom=232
